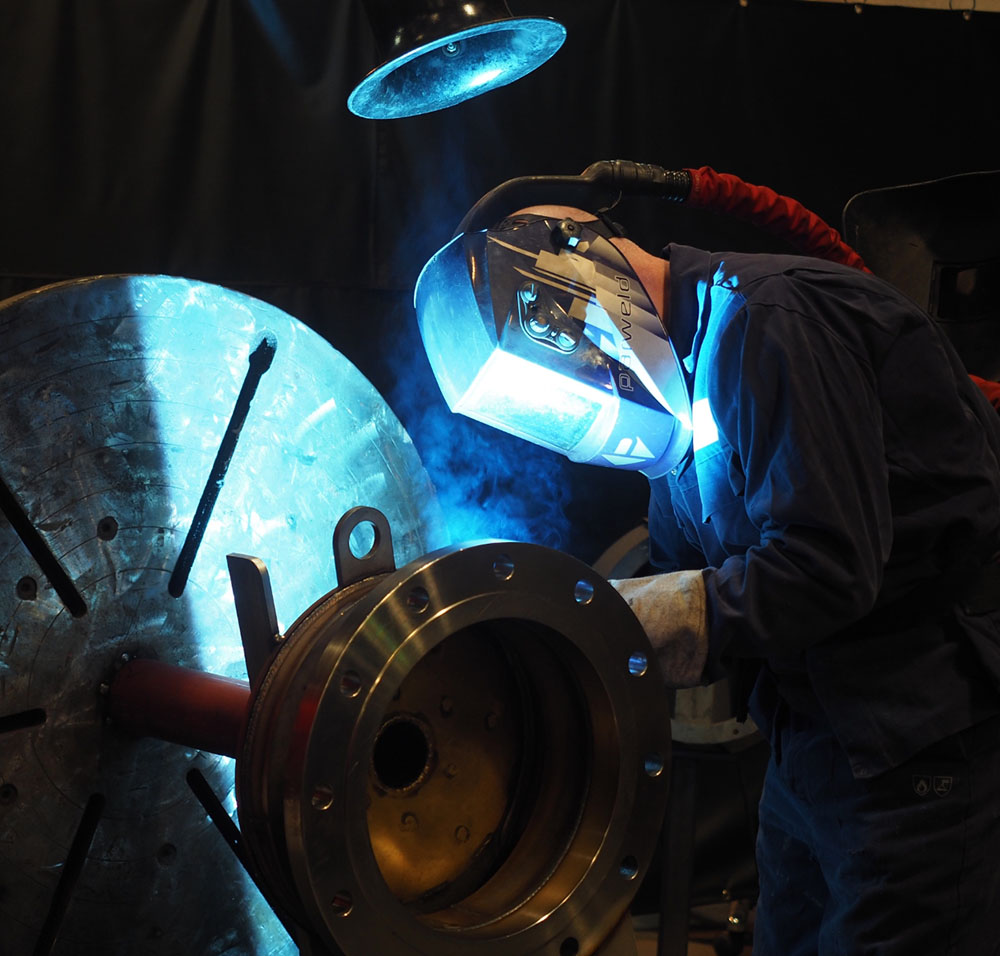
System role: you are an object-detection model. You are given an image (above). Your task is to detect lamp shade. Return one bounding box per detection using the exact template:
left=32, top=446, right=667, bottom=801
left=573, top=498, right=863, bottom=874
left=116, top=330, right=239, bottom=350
left=349, top=0, right=566, bottom=120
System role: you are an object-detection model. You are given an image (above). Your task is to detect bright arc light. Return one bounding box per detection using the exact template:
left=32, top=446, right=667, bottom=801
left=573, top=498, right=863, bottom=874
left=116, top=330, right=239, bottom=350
left=455, top=348, right=611, bottom=455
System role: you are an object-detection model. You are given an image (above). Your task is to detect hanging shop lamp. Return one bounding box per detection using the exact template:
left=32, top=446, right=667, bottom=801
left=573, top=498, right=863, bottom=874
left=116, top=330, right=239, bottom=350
left=348, top=0, right=566, bottom=120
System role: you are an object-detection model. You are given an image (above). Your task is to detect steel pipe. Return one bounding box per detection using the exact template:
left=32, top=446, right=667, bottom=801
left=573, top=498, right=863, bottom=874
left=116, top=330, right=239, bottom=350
left=107, top=658, right=250, bottom=758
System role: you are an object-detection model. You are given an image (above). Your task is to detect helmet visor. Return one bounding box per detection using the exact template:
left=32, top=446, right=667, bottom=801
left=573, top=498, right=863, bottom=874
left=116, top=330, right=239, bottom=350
left=414, top=217, right=691, bottom=473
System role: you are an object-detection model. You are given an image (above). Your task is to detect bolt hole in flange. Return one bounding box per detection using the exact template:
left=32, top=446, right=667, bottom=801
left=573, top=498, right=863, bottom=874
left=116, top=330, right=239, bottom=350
left=619, top=855, right=639, bottom=880
left=627, top=651, right=648, bottom=677
left=340, top=671, right=363, bottom=698
left=492, top=553, right=515, bottom=581
left=331, top=890, right=353, bottom=917
left=406, top=586, right=429, bottom=613
left=644, top=753, right=666, bottom=778
left=312, top=786, right=336, bottom=811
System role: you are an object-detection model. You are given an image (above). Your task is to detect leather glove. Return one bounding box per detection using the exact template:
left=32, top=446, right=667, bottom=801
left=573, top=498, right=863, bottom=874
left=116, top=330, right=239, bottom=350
left=609, top=570, right=709, bottom=689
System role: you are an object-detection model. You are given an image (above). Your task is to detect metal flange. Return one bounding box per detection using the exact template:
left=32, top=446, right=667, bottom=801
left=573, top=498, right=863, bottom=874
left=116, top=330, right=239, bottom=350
left=237, top=511, right=672, bottom=956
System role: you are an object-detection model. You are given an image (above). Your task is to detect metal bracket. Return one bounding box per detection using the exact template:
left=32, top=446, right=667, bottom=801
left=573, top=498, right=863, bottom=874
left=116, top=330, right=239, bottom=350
left=227, top=553, right=281, bottom=687
left=333, top=506, right=396, bottom=586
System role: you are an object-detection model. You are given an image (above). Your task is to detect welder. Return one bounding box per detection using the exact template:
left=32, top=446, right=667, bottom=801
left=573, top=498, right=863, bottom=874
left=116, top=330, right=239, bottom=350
left=414, top=178, right=1000, bottom=954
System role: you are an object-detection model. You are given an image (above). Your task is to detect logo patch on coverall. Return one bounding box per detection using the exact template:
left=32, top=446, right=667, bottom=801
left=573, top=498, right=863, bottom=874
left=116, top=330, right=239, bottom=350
left=912, top=774, right=955, bottom=797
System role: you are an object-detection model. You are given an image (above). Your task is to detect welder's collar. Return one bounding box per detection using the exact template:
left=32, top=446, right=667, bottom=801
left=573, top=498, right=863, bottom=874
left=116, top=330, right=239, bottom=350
left=663, top=243, right=714, bottom=370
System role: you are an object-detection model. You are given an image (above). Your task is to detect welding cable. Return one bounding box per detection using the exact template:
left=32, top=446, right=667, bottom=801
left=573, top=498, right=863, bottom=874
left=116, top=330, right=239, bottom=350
left=597, top=161, right=1000, bottom=408
left=969, top=374, right=1000, bottom=411
left=683, top=165, right=871, bottom=273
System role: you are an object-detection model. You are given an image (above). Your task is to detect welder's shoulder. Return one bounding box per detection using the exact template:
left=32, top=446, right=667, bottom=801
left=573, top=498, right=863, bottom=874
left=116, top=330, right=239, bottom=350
left=730, top=252, right=923, bottom=340
left=696, top=255, right=922, bottom=398
left=731, top=251, right=885, bottom=297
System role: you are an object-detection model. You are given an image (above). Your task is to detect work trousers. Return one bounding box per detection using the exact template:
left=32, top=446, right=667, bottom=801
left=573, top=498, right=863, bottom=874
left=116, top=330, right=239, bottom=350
left=752, top=709, right=1000, bottom=955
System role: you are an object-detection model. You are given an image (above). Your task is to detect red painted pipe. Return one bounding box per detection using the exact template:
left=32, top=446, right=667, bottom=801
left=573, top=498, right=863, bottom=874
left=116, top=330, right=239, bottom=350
left=107, top=658, right=250, bottom=758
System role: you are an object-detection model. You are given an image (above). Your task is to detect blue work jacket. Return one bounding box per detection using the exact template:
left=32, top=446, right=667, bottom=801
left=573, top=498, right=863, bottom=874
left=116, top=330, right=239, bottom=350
left=648, top=244, right=1000, bottom=778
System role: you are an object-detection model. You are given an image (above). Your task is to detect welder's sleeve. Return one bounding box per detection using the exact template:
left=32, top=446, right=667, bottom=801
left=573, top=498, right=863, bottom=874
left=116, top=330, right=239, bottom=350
left=703, top=300, right=892, bottom=665
left=610, top=570, right=708, bottom=688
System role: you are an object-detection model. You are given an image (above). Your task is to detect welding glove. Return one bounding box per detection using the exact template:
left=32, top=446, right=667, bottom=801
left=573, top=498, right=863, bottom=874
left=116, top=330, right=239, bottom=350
left=609, top=570, right=709, bottom=689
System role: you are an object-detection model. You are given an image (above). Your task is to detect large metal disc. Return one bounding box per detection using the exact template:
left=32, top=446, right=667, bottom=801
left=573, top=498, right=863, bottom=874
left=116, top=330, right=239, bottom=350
left=0, top=275, right=445, bottom=955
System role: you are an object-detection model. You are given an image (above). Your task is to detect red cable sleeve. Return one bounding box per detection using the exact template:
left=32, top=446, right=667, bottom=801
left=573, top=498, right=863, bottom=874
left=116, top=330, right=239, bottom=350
left=685, top=166, right=871, bottom=273
left=970, top=374, right=1000, bottom=411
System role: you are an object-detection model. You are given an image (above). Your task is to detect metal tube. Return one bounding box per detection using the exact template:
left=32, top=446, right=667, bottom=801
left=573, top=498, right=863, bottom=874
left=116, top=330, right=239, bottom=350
left=108, top=658, right=250, bottom=758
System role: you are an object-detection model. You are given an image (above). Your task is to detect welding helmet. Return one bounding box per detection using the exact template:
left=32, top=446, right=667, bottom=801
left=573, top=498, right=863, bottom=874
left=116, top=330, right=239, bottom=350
left=414, top=212, right=692, bottom=477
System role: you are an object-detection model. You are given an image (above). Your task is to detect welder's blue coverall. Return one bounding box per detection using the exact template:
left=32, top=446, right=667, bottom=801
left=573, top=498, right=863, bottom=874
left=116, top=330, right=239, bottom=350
left=648, top=244, right=1000, bottom=955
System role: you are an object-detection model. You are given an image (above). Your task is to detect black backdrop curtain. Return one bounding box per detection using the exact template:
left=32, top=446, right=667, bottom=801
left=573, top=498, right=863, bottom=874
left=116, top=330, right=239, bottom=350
left=2, top=0, right=999, bottom=557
